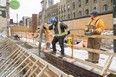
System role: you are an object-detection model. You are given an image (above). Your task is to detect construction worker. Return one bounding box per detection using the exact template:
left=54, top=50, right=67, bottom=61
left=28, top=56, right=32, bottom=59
left=85, top=10, right=105, bottom=63
left=43, top=23, right=53, bottom=49
left=34, top=24, right=52, bottom=49
left=44, top=17, right=70, bottom=58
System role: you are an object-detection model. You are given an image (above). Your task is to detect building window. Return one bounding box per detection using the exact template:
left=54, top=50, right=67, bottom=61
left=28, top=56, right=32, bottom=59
left=61, top=16, right=63, bottom=20
left=78, top=11, right=82, bottom=17
left=64, top=15, right=66, bottom=19
left=68, top=14, right=70, bottom=19
left=103, top=4, right=109, bottom=11
left=73, top=2, right=75, bottom=9
left=85, top=0, right=89, bottom=5
left=67, top=4, right=70, bottom=11
left=61, top=6, right=64, bottom=13
left=93, top=0, right=97, bottom=3
left=59, top=8, right=61, bottom=14
left=59, top=16, right=60, bottom=20
left=73, top=12, right=76, bottom=18
left=85, top=9, right=89, bottom=15
left=93, top=7, right=96, bottom=10
left=64, top=5, right=66, bottom=12
left=79, top=0, right=81, bottom=7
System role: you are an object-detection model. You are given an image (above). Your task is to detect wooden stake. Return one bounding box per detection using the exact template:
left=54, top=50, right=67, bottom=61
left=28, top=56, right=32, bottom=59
left=100, top=55, right=113, bottom=76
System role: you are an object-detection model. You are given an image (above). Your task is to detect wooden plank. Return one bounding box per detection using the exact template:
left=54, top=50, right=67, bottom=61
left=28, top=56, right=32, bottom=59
left=65, top=44, right=116, bottom=57
left=59, top=74, right=62, bottom=77
left=75, top=46, right=116, bottom=56
left=100, top=55, right=114, bottom=76
left=17, top=45, right=73, bottom=77
left=14, top=62, right=31, bottom=77
left=0, top=50, right=23, bottom=71
left=23, top=60, right=39, bottom=77
left=76, top=35, right=116, bottom=40
left=6, top=55, right=31, bottom=77
left=54, top=49, right=116, bottom=75
left=39, top=67, right=54, bottom=77
left=36, top=65, right=48, bottom=77
left=75, top=56, right=116, bottom=75
left=0, top=52, right=26, bottom=76
left=0, top=40, right=9, bottom=47
left=0, top=44, right=9, bottom=53
left=0, top=49, right=21, bottom=69
left=28, top=65, right=40, bottom=77
left=0, top=52, right=25, bottom=75
left=0, top=48, right=20, bottom=66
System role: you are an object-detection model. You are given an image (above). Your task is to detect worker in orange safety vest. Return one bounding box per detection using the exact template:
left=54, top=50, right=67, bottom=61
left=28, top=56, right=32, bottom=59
left=33, top=23, right=53, bottom=50
left=85, top=10, right=105, bottom=63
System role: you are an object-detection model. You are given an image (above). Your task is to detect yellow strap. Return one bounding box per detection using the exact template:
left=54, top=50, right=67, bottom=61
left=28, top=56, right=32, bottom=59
left=55, top=22, right=66, bottom=36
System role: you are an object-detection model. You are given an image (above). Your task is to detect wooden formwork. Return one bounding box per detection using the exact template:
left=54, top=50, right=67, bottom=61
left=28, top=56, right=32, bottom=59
left=0, top=38, right=73, bottom=77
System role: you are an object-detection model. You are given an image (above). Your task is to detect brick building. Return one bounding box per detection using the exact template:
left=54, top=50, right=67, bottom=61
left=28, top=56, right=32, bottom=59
left=39, top=0, right=113, bottom=23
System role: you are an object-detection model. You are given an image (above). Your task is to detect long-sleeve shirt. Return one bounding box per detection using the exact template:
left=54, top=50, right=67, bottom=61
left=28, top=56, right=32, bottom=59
left=85, top=17, right=105, bottom=34
left=49, top=22, right=69, bottom=35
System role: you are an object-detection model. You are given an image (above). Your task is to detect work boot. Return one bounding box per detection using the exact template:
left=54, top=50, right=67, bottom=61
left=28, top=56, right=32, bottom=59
left=92, top=61, right=99, bottom=64
left=85, top=59, right=92, bottom=62
left=50, top=51, right=56, bottom=55
left=58, top=54, right=65, bottom=59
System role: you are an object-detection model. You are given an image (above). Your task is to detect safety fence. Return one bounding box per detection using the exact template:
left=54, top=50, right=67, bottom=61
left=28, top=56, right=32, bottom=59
left=21, top=33, right=116, bottom=76
left=9, top=28, right=116, bottom=76
left=64, top=34, right=116, bottom=76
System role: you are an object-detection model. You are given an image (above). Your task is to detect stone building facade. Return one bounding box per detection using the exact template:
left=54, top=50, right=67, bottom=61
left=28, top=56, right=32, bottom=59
left=39, top=0, right=113, bottom=23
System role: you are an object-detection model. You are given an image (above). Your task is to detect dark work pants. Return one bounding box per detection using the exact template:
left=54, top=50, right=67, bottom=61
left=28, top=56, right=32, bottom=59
left=52, top=35, right=65, bottom=55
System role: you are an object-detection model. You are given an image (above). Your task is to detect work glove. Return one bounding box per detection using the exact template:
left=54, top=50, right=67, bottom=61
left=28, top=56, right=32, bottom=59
left=43, top=26, right=47, bottom=29
left=67, top=31, right=70, bottom=35
left=85, top=29, right=95, bottom=35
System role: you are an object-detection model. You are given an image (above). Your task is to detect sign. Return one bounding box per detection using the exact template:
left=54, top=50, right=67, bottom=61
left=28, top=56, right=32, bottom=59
left=10, top=0, right=20, bottom=10
left=114, top=18, right=116, bottom=24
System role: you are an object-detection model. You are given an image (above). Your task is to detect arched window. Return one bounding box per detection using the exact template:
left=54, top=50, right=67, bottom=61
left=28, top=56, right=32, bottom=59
left=78, top=11, right=82, bottom=16
left=103, top=4, right=108, bottom=11
left=68, top=14, right=70, bottom=19
left=93, top=0, right=97, bottom=3
left=61, top=16, right=63, bottom=20
left=73, top=2, right=75, bottom=9
left=73, top=12, right=76, bottom=18
left=67, top=4, right=70, bottom=11
left=79, top=0, right=81, bottom=7
left=85, top=9, right=89, bottom=15
left=64, top=5, right=66, bottom=12
left=93, top=7, right=96, bottom=10
left=85, top=0, right=89, bottom=4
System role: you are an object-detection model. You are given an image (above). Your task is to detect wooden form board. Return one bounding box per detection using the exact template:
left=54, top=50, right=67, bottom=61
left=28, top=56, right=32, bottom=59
left=0, top=38, right=74, bottom=77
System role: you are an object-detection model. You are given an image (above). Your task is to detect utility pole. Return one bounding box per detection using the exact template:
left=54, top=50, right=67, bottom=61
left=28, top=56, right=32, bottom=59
left=38, top=0, right=46, bottom=56
left=16, top=13, right=19, bottom=26
left=113, top=0, right=116, bottom=53
left=6, top=0, right=10, bottom=37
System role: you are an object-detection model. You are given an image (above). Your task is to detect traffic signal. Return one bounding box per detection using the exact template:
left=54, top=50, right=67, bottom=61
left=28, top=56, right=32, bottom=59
left=0, top=10, right=6, bottom=18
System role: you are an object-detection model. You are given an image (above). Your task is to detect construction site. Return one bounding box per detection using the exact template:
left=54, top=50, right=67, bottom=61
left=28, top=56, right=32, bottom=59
left=0, top=0, right=116, bottom=77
